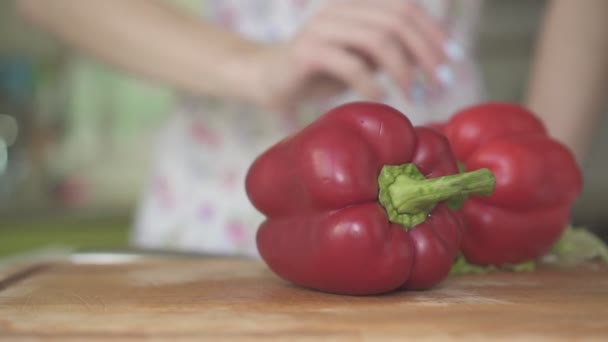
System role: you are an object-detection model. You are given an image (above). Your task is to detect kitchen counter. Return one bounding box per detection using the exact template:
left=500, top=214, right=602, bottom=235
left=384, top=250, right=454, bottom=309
left=0, top=256, right=607, bottom=341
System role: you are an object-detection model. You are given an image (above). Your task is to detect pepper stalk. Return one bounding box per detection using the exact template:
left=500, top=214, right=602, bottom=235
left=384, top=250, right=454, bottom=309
left=378, top=163, right=495, bottom=228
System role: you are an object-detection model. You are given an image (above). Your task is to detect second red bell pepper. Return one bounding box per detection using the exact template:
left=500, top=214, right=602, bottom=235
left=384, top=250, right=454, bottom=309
left=245, top=102, right=495, bottom=295
left=439, top=102, right=583, bottom=266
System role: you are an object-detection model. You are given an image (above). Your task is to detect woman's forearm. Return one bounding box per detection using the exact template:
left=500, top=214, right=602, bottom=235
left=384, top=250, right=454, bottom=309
left=525, top=0, right=608, bottom=162
left=17, top=0, right=260, bottom=100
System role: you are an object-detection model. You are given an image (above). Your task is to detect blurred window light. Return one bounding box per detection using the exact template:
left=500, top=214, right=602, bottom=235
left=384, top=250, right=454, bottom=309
left=0, top=114, right=18, bottom=146
left=0, top=138, right=7, bottom=175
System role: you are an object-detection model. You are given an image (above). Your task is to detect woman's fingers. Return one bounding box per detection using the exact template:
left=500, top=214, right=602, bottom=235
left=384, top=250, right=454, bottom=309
left=316, top=1, right=457, bottom=89
left=384, top=1, right=459, bottom=88
left=307, top=19, right=414, bottom=91
left=276, top=0, right=468, bottom=106
left=291, top=39, right=384, bottom=101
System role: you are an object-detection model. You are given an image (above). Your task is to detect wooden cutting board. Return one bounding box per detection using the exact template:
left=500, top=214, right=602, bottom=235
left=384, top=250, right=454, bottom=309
left=0, top=256, right=607, bottom=341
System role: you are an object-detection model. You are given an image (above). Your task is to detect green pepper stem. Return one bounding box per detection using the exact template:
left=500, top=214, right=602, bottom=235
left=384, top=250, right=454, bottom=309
left=378, top=164, right=495, bottom=228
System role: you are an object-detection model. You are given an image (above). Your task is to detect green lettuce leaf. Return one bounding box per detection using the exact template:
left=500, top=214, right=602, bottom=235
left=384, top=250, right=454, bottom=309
left=543, top=226, right=608, bottom=266
left=450, top=225, right=608, bottom=275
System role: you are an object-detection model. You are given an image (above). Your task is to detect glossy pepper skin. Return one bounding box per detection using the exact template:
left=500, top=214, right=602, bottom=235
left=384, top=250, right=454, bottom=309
left=245, top=102, right=495, bottom=295
left=438, top=102, right=583, bottom=266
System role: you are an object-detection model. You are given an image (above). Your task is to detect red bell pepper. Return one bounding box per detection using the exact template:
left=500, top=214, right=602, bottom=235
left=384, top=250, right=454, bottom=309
left=439, top=102, right=583, bottom=266
left=245, top=102, right=495, bottom=295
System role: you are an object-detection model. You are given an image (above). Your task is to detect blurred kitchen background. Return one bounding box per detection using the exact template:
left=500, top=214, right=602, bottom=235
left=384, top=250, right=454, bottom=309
left=0, top=0, right=606, bottom=257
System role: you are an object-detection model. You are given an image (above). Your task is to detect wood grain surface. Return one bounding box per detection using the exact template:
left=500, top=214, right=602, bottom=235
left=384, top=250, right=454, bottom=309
left=0, top=257, right=607, bottom=341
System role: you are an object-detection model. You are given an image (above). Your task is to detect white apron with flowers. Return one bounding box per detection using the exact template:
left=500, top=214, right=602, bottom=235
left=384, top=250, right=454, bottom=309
left=132, top=0, right=485, bottom=257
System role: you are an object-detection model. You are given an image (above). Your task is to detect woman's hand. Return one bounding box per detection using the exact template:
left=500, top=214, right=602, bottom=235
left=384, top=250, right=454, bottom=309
left=17, top=0, right=462, bottom=114
left=238, top=0, right=462, bottom=112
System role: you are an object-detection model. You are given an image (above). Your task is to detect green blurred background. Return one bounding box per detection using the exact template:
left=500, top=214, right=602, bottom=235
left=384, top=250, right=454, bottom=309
left=1, top=0, right=607, bottom=258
